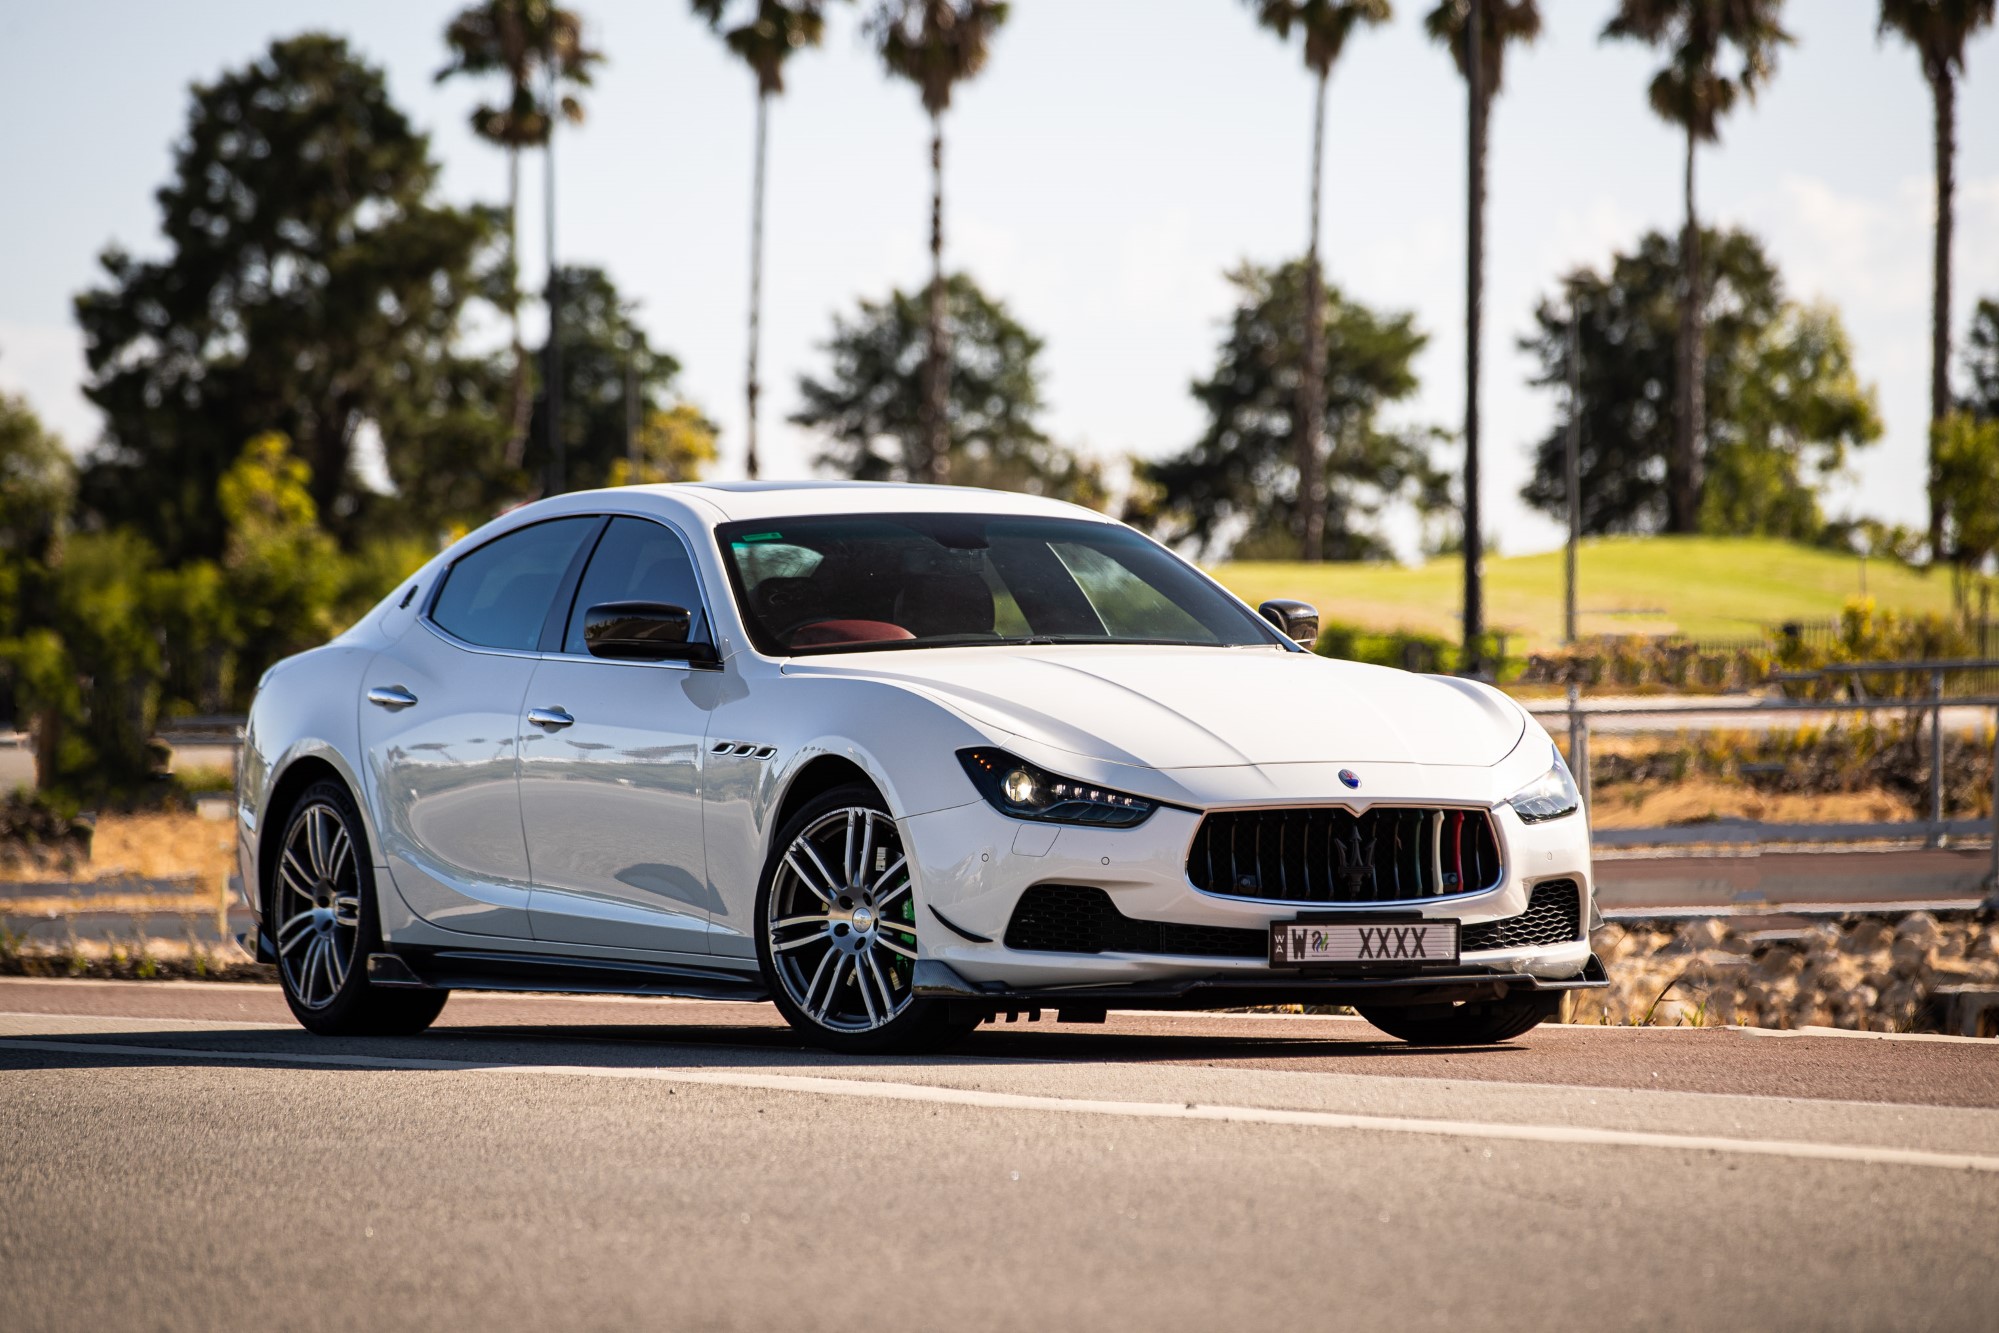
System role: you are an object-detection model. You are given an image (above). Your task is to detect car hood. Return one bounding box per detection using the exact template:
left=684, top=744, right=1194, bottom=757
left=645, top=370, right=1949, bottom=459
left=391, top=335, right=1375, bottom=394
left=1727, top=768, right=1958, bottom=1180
left=783, top=646, right=1525, bottom=769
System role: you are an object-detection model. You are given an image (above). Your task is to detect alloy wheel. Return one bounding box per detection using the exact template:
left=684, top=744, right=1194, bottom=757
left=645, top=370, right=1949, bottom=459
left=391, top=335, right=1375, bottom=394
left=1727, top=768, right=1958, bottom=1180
left=766, top=806, right=918, bottom=1033
left=275, top=800, right=361, bottom=1010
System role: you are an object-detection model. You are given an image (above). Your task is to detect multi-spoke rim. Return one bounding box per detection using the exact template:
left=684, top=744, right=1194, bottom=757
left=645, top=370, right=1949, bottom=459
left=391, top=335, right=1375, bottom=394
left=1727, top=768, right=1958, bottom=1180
left=275, top=800, right=361, bottom=1011
left=767, top=806, right=917, bottom=1033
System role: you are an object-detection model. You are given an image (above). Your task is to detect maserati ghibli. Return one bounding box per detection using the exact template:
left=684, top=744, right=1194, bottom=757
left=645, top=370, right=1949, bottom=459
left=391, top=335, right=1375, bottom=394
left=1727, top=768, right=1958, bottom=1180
left=237, top=482, right=1604, bottom=1052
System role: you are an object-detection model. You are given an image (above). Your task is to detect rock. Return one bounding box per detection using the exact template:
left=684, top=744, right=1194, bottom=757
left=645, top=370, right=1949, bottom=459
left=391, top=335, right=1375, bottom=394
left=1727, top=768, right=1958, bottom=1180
left=1753, top=948, right=1804, bottom=982
left=1895, top=912, right=1939, bottom=945
left=1842, top=919, right=1892, bottom=955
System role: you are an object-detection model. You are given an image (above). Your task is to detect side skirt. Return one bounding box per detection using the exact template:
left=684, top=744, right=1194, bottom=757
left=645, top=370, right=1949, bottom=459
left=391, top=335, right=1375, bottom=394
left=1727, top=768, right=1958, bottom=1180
left=367, top=948, right=770, bottom=1004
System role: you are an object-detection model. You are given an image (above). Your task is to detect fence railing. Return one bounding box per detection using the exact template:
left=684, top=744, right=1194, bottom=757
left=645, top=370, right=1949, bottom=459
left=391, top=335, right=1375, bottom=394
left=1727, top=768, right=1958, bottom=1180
left=1549, top=662, right=1999, bottom=896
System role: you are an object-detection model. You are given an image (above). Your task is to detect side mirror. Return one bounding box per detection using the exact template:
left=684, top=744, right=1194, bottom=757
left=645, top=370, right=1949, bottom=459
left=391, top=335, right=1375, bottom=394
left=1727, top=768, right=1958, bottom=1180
left=1258, top=598, right=1320, bottom=646
left=583, top=601, right=717, bottom=663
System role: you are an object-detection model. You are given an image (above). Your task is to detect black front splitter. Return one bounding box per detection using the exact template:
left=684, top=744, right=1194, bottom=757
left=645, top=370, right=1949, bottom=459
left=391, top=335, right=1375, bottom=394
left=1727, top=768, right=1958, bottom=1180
left=911, top=954, right=1609, bottom=1012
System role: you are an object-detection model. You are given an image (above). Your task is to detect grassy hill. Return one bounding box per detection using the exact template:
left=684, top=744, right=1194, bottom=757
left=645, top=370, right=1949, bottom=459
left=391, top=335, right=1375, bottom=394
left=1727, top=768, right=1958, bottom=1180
left=1210, top=536, right=1956, bottom=653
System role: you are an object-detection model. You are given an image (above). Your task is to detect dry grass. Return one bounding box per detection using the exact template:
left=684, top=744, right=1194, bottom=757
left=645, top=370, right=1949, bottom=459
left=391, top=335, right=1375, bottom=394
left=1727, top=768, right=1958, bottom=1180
left=1588, top=780, right=1913, bottom=829
left=0, top=811, right=235, bottom=885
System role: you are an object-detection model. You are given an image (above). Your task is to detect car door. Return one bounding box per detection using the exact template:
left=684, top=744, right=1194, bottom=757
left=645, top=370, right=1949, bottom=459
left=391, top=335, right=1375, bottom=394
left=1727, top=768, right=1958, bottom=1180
left=359, top=515, right=603, bottom=940
left=520, top=515, right=719, bottom=956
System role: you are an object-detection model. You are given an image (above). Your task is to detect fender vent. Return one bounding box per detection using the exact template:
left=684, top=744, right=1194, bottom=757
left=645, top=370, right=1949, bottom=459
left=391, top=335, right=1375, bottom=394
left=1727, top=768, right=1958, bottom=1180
left=1187, top=806, right=1502, bottom=902
left=1460, top=880, right=1583, bottom=953
left=1004, top=885, right=1265, bottom=959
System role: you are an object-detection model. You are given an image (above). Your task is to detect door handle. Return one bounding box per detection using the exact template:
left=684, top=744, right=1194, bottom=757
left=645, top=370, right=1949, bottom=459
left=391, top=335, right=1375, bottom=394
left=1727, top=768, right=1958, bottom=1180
left=367, top=685, right=418, bottom=710
left=527, top=706, right=575, bottom=730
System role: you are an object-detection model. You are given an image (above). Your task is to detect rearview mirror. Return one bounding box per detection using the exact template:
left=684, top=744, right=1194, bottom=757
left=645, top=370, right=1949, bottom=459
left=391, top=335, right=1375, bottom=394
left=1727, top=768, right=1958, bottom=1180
left=1257, top=598, right=1320, bottom=646
left=583, top=601, right=716, bottom=663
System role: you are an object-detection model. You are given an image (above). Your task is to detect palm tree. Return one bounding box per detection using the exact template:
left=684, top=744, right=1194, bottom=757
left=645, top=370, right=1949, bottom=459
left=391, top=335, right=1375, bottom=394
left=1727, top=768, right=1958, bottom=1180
left=438, top=1, right=600, bottom=492
left=1243, top=1, right=1392, bottom=563
left=870, top=1, right=1011, bottom=484
left=1426, top=1, right=1540, bottom=670
left=1603, top=0, right=1790, bottom=534
left=694, top=2, right=842, bottom=482
left=1879, top=0, right=1996, bottom=560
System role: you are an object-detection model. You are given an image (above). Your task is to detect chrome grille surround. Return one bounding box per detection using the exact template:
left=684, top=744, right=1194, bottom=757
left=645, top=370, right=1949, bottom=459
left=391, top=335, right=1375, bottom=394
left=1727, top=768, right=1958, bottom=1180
left=1185, top=805, right=1505, bottom=904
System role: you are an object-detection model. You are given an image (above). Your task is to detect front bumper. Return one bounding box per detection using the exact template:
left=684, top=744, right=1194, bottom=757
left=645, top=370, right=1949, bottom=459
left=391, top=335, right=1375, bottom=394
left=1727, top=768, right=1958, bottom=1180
left=900, top=792, right=1598, bottom=991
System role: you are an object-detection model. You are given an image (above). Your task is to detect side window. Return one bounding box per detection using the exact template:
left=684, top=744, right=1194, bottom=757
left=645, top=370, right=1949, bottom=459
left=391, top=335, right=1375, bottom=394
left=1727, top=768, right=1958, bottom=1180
left=429, top=517, right=598, bottom=651
left=563, top=517, right=708, bottom=654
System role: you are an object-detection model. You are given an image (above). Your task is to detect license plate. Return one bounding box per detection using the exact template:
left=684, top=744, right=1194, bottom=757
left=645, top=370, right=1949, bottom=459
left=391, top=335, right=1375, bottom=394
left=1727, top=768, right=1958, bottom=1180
left=1269, top=919, right=1459, bottom=970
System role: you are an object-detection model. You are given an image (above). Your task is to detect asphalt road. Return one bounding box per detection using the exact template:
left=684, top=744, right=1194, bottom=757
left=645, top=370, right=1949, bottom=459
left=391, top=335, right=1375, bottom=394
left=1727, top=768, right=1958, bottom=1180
left=4, top=979, right=1998, bottom=1332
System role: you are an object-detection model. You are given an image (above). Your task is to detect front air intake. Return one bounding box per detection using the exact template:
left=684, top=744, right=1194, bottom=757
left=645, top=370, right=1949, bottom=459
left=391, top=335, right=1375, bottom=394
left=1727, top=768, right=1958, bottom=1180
left=1186, top=807, right=1502, bottom=903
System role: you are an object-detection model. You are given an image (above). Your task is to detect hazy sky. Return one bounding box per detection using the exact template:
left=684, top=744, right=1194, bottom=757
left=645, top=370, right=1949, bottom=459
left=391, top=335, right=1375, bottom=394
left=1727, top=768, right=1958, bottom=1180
left=2, top=0, right=1995, bottom=558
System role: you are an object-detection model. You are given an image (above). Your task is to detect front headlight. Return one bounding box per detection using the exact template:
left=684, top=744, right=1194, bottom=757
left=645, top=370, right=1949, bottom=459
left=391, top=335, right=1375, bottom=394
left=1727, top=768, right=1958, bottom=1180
left=957, top=748, right=1158, bottom=828
left=1506, top=746, right=1581, bottom=824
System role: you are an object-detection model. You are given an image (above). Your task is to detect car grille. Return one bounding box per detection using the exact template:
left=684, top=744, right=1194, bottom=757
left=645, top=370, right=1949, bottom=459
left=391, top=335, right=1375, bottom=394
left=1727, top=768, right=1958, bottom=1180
left=1186, top=807, right=1502, bottom=902
left=1460, top=880, right=1583, bottom=952
left=1004, top=885, right=1266, bottom=958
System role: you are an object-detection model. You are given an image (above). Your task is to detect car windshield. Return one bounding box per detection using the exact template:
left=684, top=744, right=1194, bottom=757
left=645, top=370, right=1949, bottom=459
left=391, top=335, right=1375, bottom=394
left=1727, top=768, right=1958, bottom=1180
left=716, top=513, right=1281, bottom=656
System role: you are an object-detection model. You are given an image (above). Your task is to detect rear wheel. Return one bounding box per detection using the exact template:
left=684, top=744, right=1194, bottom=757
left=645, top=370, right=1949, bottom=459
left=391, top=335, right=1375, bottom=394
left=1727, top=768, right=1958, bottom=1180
left=271, top=778, right=448, bottom=1037
left=756, top=783, right=977, bottom=1055
left=1355, top=991, right=1561, bottom=1046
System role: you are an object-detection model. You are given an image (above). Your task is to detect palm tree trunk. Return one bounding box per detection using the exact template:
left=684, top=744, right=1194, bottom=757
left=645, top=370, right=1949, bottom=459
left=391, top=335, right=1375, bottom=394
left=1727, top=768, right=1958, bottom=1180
left=503, top=145, right=531, bottom=470
left=1928, top=63, right=1956, bottom=561
left=922, top=111, right=949, bottom=485
left=1461, top=0, right=1485, bottom=670
left=745, top=89, right=769, bottom=482
left=1673, top=121, right=1703, bottom=533
left=1298, top=67, right=1330, bottom=564
left=545, top=72, right=564, bottom=496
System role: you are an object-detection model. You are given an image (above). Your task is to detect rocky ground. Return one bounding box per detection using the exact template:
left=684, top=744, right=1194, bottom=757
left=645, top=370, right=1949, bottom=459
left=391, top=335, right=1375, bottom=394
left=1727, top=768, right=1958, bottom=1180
left=1581, top=909, right=1999, bottom=1034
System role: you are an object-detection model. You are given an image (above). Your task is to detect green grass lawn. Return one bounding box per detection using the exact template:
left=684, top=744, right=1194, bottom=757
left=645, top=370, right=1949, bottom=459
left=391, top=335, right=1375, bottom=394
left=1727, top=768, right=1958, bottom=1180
left=1210, top=536, right=1955, bottom=653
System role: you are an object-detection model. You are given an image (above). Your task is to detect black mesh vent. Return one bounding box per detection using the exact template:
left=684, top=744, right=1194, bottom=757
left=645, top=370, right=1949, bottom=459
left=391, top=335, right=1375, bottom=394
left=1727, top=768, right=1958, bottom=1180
left=1187, top=807, right=1502, bottom=902
left=1460, top=880, right=1583, bottom=952
left=1005, top=885, right=1266, bottom=958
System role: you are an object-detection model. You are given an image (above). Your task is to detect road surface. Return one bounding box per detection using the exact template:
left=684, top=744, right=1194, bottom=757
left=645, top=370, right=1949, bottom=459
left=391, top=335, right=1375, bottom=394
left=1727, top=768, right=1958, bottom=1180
left=4, top=978, right=1997, bottom=1331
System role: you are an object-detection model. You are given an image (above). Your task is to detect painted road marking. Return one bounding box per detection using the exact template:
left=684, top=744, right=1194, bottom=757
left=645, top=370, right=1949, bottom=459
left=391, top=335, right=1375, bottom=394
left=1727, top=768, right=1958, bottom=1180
left=5, top=1035, right=1998, bottom=1174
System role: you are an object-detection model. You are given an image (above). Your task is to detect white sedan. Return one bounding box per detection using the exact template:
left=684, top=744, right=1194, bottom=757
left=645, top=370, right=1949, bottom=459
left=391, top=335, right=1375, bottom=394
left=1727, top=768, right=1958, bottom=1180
left=237, top=482, right=1603, bottom=1052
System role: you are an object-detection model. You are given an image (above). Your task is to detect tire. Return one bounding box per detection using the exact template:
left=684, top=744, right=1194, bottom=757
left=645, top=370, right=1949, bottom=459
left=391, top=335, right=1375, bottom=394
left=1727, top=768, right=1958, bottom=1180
left=269, top=778, right=449, bottom=1037
left=755, top=782, right=977, bottom=1055
left=1355, top=991, right=1562, bottom=1046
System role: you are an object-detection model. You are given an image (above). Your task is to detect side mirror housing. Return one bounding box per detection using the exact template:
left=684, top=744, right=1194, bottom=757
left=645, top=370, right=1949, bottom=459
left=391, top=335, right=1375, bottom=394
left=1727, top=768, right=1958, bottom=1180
left=583, top=601, right=717, bottom=663
left=1258, top=598, right=1320, bottom=646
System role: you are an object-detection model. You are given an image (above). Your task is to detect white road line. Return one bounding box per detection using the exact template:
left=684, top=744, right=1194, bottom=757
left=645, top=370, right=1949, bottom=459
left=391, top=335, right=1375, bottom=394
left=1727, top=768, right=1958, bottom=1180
left=6, top=1035, right=1997, bottom=1174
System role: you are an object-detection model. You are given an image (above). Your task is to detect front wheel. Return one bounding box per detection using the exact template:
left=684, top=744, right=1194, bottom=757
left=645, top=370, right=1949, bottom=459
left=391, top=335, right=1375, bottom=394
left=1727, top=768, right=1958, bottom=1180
left=755, top=783, right=977, bottom=1055
left=271, top=778, right=449, bottom=1037
left=1355, top=991, right=1561, bottom=1046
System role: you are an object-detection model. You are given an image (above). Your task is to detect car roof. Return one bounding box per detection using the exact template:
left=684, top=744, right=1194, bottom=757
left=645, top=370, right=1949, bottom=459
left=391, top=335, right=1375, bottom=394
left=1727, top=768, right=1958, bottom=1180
left=626, top=480, right=1110, bottom=526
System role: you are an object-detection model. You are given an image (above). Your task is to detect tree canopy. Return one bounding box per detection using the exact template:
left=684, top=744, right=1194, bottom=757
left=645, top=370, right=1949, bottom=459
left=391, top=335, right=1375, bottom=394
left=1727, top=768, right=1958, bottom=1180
left=1964, top=297, right=1999, bottom=419
left=1520, top=226, right=1881, bottom=539
left=793, top=273, right=1101, bottom=504
left=1134, top=260, right=1444, bottom=561
left=74, top=34, right=505, bottom=561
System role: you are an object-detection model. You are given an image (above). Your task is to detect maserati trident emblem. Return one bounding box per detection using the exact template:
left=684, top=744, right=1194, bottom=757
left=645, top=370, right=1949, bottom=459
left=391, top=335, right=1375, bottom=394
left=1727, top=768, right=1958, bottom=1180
left=1337, top=768, right=1360, bottom=790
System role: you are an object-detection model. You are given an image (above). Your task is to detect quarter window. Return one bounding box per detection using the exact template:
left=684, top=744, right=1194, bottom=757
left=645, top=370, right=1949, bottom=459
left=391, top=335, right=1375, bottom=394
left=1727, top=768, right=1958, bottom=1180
left=562, top=517, right=708, bottom=654
left=429, top=517, right=598, bottom=651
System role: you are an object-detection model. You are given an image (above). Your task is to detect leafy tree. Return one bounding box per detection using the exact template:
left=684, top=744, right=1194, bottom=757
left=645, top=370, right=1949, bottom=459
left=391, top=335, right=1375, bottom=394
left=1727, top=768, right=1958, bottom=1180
left=1878, top=1, right=1996, bottom=557
left=1241, top=1, right=1392, bottom=563
left=793, top=273, right=1103, bottom=504
left=1962, top=296, right=1999, bottom=419
left=869, top=1, right=1011, bottom=483
left=74, top=34, right=504, bottom=561
left=438, top=2, right=603, bottom=474
left=1426, top=1, right=1538, bottom=665
left=1603, top=0, right=1792, bottom=534
left=0, top=386, right=73, bottom=566
left=607, top=404, right=720, bottom=486
left=1136, top=260, right=1444, bottom=561
left=1520, top=227, right=1880, bottom=540
left=1935, top=412, right=1999, bottom=574
left=522, top=266, right=708, bottom=493
left=694, top=1, right=846, bottom=479
left=218, top=434, right=344, bottom=690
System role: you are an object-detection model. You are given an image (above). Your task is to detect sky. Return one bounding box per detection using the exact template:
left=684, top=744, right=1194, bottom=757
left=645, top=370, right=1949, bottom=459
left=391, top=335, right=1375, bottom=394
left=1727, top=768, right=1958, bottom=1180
left=1, top=0, right=1996, bottom=560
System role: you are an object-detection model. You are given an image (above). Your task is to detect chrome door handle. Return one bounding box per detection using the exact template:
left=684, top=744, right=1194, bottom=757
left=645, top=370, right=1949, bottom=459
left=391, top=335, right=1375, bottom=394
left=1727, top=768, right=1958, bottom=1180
left=367, top=685, right=418, bottom=710
left=527, top=706, right=575, bottom=730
